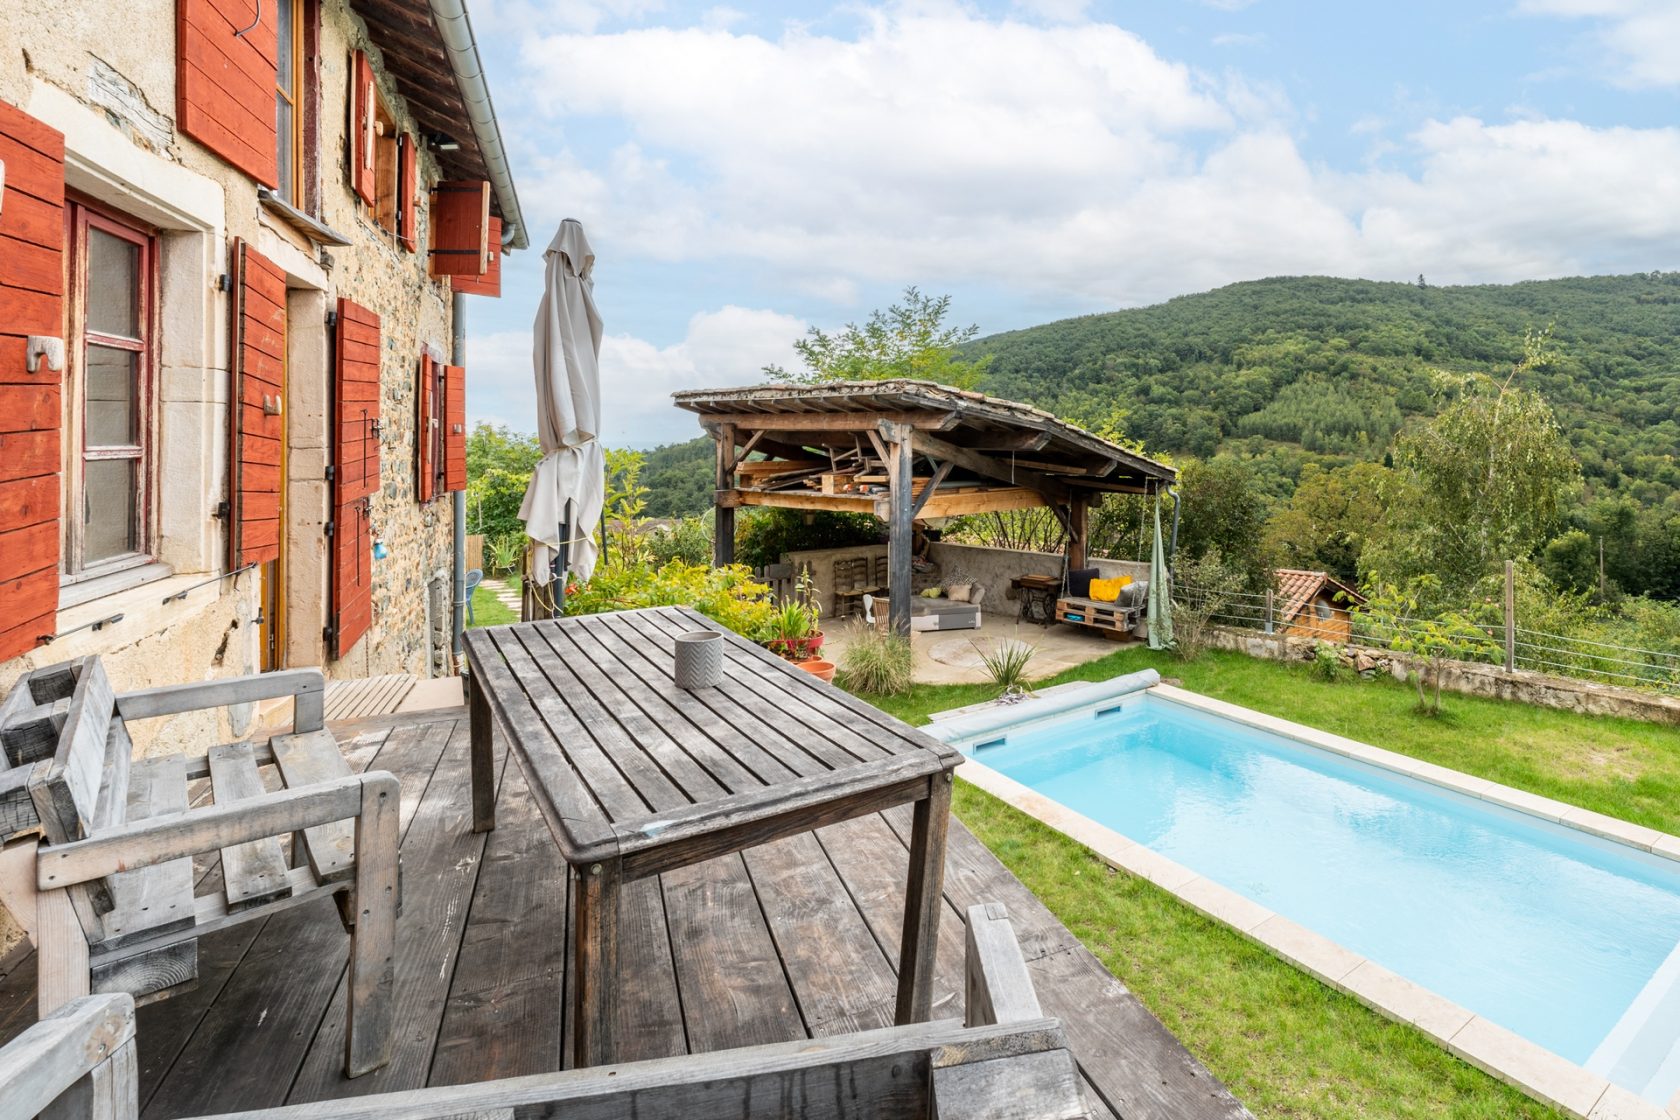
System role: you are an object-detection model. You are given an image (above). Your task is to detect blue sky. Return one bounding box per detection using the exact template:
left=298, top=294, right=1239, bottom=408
left=458, top=0, right=1680, bottom=447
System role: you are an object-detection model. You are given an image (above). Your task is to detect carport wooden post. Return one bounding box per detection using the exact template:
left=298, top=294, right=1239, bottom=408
left=1066, top=493, right=1088, bottom=572
left=885, top=422, right=914, bottom=637
left=713, top=423, right=736, bottom=568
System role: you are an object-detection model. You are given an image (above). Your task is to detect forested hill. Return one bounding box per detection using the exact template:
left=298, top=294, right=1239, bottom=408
left=640, top=273, right=1680, bottom=518
left=971, top=273, right=1680, bottom=506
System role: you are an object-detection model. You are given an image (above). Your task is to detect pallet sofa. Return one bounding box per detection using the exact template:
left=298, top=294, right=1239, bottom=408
left=2, top=902, right=1087, bottom=1120
left=0, top=656, right=400, bottom=1079
left=1056, top=579, right=1149, bottom=638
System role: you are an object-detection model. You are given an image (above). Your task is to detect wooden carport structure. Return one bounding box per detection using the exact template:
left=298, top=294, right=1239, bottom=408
left=673, top=381, right=1177, bottom=635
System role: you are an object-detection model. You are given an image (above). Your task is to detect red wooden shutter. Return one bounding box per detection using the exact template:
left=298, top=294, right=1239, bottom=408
left=332, top=298, right=380, bottom=658
left=396, top=133, right=418, bottom=252
left=443, top=363, right=465, bottom=492
left=415, top=352, right=434, bottom=503
left=230, top=240, right=285, bottom=568
left=428, top=180, right=489, bottom=277
left=451, top=217, right=502, bottom=297
left=0, top=100, right=65, bottom=660
left=350, top=51, right=376, bottom=206
left=177, top=0, right=279, bottom=186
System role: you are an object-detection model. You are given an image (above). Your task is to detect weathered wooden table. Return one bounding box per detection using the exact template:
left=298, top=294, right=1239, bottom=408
left=461, top=605, right=963, bottom=1068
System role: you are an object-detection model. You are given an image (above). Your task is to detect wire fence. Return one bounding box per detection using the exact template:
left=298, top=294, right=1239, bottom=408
left=1173, top=580, right=1680, bottom=693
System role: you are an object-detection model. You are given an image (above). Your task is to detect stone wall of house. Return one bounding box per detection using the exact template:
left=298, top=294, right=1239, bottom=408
left=1203, top=626, right=1680, bottom=726
left=0, top=0, right=468, bottom=752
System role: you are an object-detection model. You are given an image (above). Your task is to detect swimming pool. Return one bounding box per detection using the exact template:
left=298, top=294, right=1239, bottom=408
left=931, top=680, right=1680, bottom=1114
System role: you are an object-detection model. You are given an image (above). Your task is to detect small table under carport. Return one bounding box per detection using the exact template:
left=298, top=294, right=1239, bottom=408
left=461, top=604, right=962, bottom=1068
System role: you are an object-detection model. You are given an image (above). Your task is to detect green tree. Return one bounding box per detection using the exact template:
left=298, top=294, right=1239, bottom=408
left=1367, top=365, right=1579, bottom=595
left=1266, top=461, right=1390, bottom=582
left=765, top=287, right=992, bottom=389
left=1173, top=456, right=1273, bottom=592
left=1358, top=576, right=1501, bottom=716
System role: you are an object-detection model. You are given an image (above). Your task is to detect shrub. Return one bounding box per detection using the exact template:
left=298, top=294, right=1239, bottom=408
left=840, top=627, right=913, bottom=696
left=974, top=639, right=1035, bottom=697
left=648, top=516, right=713, bottom=567
left=486, top=533, right=524, bottom=575
left=563, top=560, right=776, bottom=639
left=1170, top=547, right=1247, bottom=661
left=735, top=508, right=883, bottom=570
left=1309, top=640, right=1343, bottom=682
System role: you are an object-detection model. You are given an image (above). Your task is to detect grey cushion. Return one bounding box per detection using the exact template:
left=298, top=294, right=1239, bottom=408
left=1121, top=580, right=1149, bottom=608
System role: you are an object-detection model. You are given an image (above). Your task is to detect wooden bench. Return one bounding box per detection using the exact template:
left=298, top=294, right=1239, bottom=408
left=1055, top=595, right=1142, bottom=637
left=3, top=903, right=1088, bottom=1120
left=0, top=656, right=400, bottom=1079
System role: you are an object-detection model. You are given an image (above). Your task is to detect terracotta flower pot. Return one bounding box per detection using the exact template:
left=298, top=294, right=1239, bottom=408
left=795, top=658, right=836, bottom=683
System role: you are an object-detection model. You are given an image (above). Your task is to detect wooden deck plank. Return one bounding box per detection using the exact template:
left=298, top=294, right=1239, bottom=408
left=140, top=719, right=459, bottom=1119
left=882, top=804, right=1254, bottom=1120
left=741, top=832, right=901, bottom=1038
left=658, top=854, right=804, bottom=1052
left=427, top=761, right=565, bottom=1085
left=284, top=719, right=507, bottom=1103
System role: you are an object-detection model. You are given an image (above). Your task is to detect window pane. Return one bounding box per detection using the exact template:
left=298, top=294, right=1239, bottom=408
left=84, top=458, right=137, bottom=563
left=85, top=345, right=138, bottom=446
left=87, top=229, right=140, bottom=338
left=277, top=94, right=295, bottom=204
left=276, top=0, right=294, bottom=96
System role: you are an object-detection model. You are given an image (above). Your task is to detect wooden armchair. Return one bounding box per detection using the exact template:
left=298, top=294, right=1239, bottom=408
left=0, top=656, right=399, bottom=1079
left=2, top=904, right=1087, bottom=1120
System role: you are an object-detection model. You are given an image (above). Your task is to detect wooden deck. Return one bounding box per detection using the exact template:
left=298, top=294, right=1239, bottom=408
left=0, top=707, right=1250, bottom=1120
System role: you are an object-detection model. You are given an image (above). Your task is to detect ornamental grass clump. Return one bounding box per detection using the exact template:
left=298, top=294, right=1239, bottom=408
left=839, top=626, right=913, bottom=696
left=974, top=639, right=1036, bottom=699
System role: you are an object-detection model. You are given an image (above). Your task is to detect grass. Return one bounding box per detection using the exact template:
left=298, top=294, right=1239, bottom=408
left=860, top=647, right=1680, bottom=1119
left=467, top=580, right=518, bottom=628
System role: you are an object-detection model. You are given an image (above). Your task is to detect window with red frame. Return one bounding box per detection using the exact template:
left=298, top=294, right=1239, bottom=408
left=63, top=200, right=156, bottom=578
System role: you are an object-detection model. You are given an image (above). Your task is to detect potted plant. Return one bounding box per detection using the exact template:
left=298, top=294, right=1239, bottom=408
left=762, top=599, right=823, bottom=661
left=761, top=568, right=823, bottom=661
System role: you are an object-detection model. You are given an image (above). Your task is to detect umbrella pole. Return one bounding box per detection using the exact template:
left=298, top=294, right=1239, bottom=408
left=554, top=498, right=574, bottom=618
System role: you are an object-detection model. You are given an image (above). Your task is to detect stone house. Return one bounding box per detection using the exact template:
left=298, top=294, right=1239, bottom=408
left=0, top=0, right=525, bottom=750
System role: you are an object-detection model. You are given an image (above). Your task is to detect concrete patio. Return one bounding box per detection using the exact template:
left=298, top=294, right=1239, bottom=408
left=822, top=613, right=1133, bottom=685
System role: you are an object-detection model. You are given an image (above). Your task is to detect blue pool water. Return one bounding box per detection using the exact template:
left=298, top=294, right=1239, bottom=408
left=965, top=694, right=1680, bottom=1098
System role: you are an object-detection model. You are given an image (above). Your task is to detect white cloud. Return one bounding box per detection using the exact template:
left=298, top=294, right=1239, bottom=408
left=1519, top=0, right=1680, bottom=88
left=506, top=6, right=1680, bottom=310
left=466, top=307, right=807, bottom=447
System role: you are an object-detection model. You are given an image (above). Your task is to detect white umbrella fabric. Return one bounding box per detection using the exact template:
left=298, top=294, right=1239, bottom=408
left=519, top=219, right=605, bottom=587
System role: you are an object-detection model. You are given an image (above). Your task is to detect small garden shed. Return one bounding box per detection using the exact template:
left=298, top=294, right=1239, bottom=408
left=673, top=380, right=1177, bottom=635
left=1274, top=569, right=1366, bottom=642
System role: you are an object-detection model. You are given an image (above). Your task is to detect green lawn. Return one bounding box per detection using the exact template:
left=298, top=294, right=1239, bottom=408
left=467, top=581, right=518, bottom=628
left=861, top=648, right=1680, bottom=1119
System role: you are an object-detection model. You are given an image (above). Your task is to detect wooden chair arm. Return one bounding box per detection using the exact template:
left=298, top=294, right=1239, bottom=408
left=115, top=668, right=326, bottom=732
left=964, top=902, right=1043, bottom=1027
left=0, top=992, right=136, bottom=1118
left=37, top=772, right=399, bottom=890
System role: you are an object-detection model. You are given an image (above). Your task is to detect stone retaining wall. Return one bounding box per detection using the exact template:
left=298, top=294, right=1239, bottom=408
left=1205, top=625, right=1680, bottom=726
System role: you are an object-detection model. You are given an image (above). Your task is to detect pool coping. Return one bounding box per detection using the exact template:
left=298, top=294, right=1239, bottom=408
left=936, top=681, right=1680, bottom=1120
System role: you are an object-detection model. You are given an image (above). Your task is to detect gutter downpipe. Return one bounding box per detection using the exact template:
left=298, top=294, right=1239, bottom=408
left=427, top=0, right=529, bottom=251
left=451, top=293, right=468, bottom=662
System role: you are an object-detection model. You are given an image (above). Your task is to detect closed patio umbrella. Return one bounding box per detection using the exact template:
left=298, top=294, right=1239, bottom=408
left=1147, top=494, right=1174, bottom=650
left=520, top=219, right=605, bottom=592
